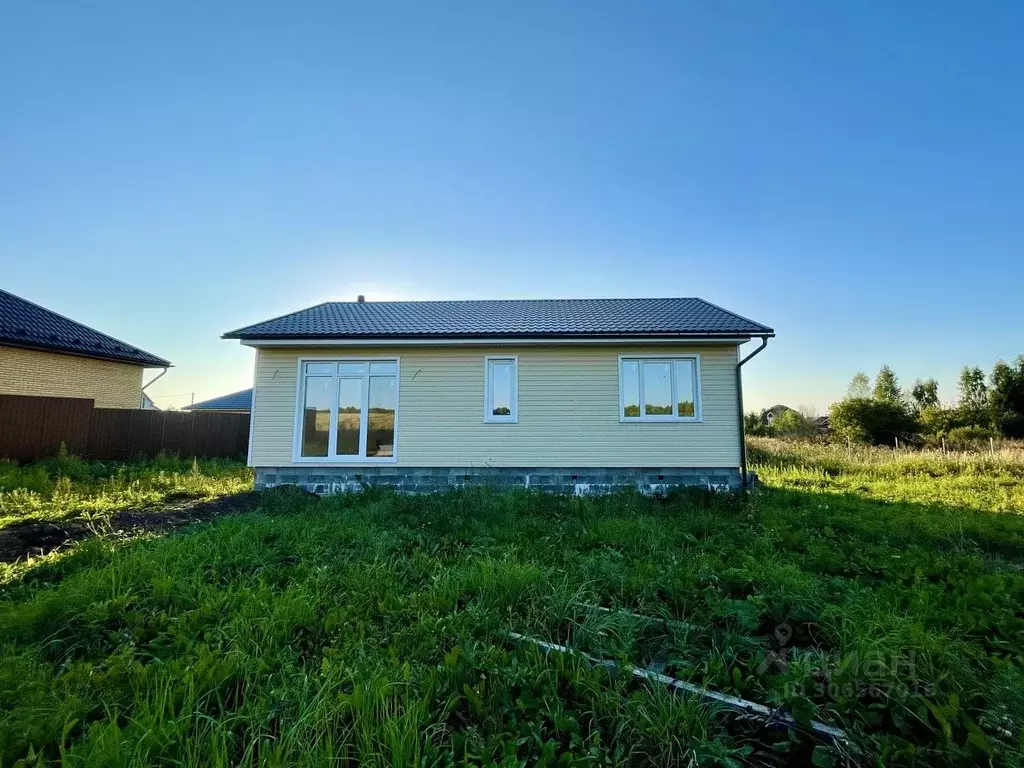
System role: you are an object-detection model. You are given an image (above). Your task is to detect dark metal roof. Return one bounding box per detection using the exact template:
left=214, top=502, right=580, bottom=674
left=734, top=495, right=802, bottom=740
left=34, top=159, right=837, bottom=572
left=0, top=289, right=171, bottom=367
left=183, top=388, right=253, bottom=412
left=223, top=298, right=773, bottom=340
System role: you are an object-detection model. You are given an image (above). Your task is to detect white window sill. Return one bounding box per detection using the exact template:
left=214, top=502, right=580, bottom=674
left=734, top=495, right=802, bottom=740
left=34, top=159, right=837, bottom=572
left=619, top=417, right=703, bottom=424
left=291, top=455, right=398, bottom=464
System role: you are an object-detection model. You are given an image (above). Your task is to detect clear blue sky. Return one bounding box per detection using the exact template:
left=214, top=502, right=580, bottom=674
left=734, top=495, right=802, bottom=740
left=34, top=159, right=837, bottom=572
left=2, top=2, right=1021, bottom=411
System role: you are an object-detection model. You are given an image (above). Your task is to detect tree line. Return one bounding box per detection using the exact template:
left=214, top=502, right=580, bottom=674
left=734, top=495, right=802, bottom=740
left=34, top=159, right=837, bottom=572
left=748, top=355, right=1024, bottom=446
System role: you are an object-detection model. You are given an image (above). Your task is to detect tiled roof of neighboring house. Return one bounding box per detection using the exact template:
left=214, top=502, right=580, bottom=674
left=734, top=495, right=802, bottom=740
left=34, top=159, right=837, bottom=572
left=183, top=388, right=253, bottom=412
left=0, top=289, right=170, bottom=367
left=224, top=298, right=774, bottom=340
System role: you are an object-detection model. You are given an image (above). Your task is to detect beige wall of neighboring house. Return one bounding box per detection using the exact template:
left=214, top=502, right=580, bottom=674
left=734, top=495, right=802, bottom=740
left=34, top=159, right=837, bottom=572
left=249, top=343, right=741, bottom=468
left=0, top=345, right=144, bottom=408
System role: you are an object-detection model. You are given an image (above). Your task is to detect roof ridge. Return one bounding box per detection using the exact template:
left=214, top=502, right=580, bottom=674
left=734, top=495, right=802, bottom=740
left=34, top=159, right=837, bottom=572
left=313, top=296, right=703, bottom=305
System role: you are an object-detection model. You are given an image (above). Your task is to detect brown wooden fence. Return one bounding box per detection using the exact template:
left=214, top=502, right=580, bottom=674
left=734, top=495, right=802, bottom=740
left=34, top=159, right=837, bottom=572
left=0, top=394, right=250, bottom=464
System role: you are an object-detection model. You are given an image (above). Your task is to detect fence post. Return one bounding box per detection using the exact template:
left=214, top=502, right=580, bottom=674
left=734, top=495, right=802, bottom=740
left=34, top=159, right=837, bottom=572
left=941, top=437, right=946, bottom=454
left=990, top=437, right=995, bottom=456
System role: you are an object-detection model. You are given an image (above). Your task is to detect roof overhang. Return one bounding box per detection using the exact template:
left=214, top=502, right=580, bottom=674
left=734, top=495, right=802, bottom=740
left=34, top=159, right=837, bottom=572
left=232, top=334, right=770, bottom=348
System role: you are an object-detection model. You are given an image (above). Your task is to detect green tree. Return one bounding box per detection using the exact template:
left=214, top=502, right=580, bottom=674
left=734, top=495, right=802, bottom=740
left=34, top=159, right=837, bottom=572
left=957, top=366, right=989, bottom=426
left=873, top=366, right=903, bottom=404
left=770, top=409, right=818, bottom=438
left=958, top=366, right=988, bottom=410
left=846, top=372, right=871, bottom=400
left=830, top=398, right=919, bottom=446
left=744, top=411, right=768, bottom=437
left=910, top=378, right=940, bottom=412
left=990, top=356, right=1024, bottom=438
left=919, top=404, right=960, bottom=439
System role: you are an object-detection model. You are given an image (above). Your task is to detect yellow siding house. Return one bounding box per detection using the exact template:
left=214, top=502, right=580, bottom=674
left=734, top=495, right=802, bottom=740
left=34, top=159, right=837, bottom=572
left=224, top=297, right=773, bottom=493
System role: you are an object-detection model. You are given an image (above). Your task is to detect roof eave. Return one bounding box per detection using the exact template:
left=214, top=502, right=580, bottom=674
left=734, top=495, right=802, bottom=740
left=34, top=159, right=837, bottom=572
left=0, top=339, right=171, bottom=368
left=226, top=331, right=773, bottom=346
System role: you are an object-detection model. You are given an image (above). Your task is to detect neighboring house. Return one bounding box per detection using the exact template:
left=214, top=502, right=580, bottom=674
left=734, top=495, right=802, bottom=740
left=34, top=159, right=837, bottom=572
left=0, top=289, right=170, bottom=409
left=761, top=404, right=796, bottom=426
left=183, top=388, right=253, bottom=413
left=223, top=297, right=774, bottom=494
left=141, top=393, right=160, bottom=410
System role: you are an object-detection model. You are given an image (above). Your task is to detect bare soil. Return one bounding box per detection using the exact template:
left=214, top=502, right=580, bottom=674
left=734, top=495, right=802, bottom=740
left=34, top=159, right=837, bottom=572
left=0, top=491, right=265, bottom=564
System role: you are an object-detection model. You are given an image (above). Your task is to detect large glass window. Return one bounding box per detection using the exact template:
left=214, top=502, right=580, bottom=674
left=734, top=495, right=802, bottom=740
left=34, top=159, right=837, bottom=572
left=336, top=378, right=362, bottom=456
left=296, top=360, right=399, bottom=460
left=367, top=375, right=396, bottom=457
left=619, top=357, right=700, bottom=422
left=300, top=376, right=333, bottom=457
left=642, top=361, right=673, bottom=416
left=484, top=357, right=518, bottom=423
left=621, top=360, right=640, bottom=418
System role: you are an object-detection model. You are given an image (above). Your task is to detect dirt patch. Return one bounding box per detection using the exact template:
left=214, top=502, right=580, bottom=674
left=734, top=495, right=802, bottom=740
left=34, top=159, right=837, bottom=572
left=0, top=491, right=265, bottom=564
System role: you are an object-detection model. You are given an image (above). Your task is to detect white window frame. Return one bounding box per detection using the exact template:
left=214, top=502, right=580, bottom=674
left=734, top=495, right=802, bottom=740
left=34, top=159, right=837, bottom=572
left=618, top=354, right=702, bottom=423
left=483, top=355, right=519, bottom=423
left=292, top=356, right=400, bottom=463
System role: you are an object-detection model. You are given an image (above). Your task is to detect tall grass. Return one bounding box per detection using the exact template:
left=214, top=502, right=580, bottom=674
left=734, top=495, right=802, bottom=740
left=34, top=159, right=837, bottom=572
left=0, top=450, right=1022, bottom=765
left=0, top=455, right=253, bottom=530
left=750, top=436, right=1024, bottom=475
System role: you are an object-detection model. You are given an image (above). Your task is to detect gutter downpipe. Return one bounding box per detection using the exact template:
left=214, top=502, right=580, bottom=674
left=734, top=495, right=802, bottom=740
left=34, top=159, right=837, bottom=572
left=737, top=337, right=770, bottom=490
left=141, top=367, right=168, bottom=408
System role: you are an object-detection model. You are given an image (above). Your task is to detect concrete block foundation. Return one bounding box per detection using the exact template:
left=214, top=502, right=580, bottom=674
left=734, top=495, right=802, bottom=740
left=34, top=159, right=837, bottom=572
left=254, top=466, right=744, bottom=495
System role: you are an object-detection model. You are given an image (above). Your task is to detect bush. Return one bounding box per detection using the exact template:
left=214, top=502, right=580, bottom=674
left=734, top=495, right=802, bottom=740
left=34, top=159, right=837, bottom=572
left=997, top=412, right=1024, bottom=440
left=768, top=409, right=818, bottom=438
left=919, top=406, right=960, bottom=438
left=34, top=450, right=97, bottom=483
left=829, top=398, right=920, bottom=446
left=0, top=461, right=52, bottom=494
left=744, top=411, right=770, bottom=437
left=945, top=425, right=998, bottom=450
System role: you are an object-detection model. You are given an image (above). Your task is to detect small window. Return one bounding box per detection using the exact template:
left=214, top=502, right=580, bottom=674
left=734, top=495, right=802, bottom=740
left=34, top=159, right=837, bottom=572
left=619, top=357, right=701, bottom=422
left=485, top=357, right=518, bottom=423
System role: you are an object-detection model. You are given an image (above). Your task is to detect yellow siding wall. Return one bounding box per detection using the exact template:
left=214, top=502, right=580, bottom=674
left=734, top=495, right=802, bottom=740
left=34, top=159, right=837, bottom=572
left=250, top=344, right=741, bottom=468
left=0, top=346, right=144, bottom=408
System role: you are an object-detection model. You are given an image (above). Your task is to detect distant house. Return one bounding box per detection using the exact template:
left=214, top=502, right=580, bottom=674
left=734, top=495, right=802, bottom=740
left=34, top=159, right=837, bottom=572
left=761, top=404, right=796, bottom=426
left=183, top=388, right=253, bottom=414
left=759, top=405, right=829, bottom=434
left=0, top=289, right=170, bottom=409
left=222, top=296, right=775, bottom=494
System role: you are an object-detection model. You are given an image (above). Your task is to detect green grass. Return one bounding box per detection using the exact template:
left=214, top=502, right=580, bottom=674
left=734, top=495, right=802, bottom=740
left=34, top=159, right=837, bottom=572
left=0, top=446, right=1022, bottom=766
left=0, top=455, right=254, bottom=531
